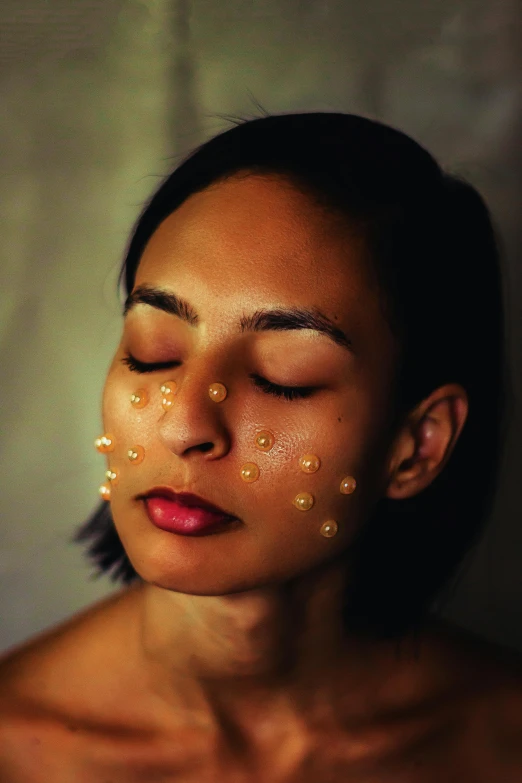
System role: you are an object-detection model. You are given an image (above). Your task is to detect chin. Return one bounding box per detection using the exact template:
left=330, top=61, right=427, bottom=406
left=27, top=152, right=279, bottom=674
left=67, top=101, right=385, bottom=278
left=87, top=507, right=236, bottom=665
left=124, top=548, right=266, bottom=596
left=128, top=552, right=303, bottom=598
left=118, top=514, right=327, bottom=594
left=140, top=572, right=268, bottom=597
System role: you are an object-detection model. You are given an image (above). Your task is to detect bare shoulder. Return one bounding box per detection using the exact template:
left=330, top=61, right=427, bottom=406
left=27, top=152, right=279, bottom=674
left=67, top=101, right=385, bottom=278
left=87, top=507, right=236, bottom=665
left=465, top=638, right=522, bottom=780
left=434, top=615, right=522, bottom=693
left=0, top=583, right=138, bottom=705
left=0, top=583, right=149, bottom=781
left=0, top=582, right=205, bottom=782
left=428, top=617, right=522, bottom=775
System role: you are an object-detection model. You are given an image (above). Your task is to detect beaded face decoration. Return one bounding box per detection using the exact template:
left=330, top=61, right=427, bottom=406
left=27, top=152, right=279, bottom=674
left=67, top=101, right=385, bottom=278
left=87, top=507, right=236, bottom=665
left=95, top=380, right=357, bottom=536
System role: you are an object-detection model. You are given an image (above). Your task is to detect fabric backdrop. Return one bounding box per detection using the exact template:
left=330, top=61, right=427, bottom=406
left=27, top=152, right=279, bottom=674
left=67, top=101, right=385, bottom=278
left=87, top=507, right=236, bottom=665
left=1, top=0, right=521, bottom=653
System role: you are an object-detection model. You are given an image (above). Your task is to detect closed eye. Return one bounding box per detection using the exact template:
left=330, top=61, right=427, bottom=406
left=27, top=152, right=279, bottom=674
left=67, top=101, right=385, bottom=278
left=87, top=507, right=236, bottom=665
left=121, top=354, right=315, bottom=401
left=121, top=355, right=179, bottom=374
left=248, top=374, right=314, bottom=401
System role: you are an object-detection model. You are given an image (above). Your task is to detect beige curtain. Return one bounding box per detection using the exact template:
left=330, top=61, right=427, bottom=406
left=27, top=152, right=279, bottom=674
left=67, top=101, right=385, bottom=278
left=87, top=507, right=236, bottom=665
left=1, top=0, right=521, bottom=653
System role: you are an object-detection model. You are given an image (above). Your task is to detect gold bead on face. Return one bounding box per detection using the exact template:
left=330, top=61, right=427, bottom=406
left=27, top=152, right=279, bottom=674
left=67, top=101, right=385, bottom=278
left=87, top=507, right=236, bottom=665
left=99, top=483, right=111, bottom=501
left=208, top=382, right=227, bottom=402
left=162, top=395, right=175, bottom=411
left=127, top=445, right=145, bottom=465
left=160, top=381, right=177, bottom=396
left=293, top=492, right=314, bottom=511
left=160, top=380, right=177, bottom=410
left=299, top=453, right=321, bottom=473
left=340, top=476, right=357, bottom=494
left=240, top=462, right=260, bottom=482
left=105, top=468, right=119, bottom=485
left=320, top=520, right=338, bottom=538
left=130, top=389, right=149, bottom=409
left=254, top=430, right=274, bottom=452
left=94, top=434, right=115, bottom=453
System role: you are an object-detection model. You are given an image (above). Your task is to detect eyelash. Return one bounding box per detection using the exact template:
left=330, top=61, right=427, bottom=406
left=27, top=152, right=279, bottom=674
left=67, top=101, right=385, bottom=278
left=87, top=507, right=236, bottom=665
left=120, top=354, right=315, bottom=401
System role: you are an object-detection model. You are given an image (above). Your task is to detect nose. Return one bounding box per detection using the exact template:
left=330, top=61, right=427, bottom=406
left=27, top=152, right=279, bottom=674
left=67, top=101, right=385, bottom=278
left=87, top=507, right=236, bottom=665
left=156, top=375, right=231, bottom=460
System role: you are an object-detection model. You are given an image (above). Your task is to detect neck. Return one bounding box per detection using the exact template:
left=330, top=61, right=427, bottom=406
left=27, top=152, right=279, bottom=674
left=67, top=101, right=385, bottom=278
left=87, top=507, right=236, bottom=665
left=132, top=558, right=430, bottom=742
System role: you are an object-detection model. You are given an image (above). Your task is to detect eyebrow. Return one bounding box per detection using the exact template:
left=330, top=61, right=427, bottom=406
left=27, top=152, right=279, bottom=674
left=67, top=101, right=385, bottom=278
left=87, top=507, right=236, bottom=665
left=123, top=284, right=353, bottom=353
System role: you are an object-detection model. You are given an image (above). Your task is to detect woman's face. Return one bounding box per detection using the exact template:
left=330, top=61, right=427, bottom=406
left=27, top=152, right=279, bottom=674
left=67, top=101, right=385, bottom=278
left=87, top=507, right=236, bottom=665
left=102, top=174, right=400, bottom=594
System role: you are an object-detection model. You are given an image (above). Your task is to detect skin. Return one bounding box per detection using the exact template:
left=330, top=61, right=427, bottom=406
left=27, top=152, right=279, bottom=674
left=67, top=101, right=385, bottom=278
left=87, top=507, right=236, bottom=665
left=1, top=172, right=488, bottom=782
left=97, top=173, right=470, bottom=765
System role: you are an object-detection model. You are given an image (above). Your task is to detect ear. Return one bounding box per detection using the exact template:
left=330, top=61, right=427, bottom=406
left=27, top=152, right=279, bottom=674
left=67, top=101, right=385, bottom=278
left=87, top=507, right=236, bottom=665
left=385, top=384, right=469, bottom=500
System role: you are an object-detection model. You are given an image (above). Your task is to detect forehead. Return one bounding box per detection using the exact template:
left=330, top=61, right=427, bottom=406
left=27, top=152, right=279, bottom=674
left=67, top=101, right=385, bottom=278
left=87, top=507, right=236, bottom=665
left=135, top=174, right=382, bottom=334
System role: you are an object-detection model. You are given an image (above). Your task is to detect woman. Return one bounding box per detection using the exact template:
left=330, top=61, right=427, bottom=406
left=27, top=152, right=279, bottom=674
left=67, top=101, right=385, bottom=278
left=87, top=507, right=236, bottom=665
left=1, top=111, right=521, bottom=781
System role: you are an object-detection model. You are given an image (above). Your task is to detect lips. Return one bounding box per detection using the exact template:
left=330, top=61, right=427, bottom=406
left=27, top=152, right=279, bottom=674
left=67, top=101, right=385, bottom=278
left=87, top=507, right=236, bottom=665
left=140, top=487, right=238, bottom=519
left=140, top=488, right=240, bottom=536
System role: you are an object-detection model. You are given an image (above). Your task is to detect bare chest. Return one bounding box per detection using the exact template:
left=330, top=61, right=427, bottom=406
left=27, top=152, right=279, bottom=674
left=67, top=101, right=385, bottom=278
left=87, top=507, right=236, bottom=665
left=3, top=711, right=522, bottom=783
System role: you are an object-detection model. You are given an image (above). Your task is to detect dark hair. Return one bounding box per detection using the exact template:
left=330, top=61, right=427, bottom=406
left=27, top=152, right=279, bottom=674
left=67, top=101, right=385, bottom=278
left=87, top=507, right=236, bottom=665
left=73, top=112, right=511, bottom=643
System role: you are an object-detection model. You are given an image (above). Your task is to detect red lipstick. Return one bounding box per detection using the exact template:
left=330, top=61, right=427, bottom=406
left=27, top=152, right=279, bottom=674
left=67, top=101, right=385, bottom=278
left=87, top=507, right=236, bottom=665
left=141, top=487, right=240, bottom=536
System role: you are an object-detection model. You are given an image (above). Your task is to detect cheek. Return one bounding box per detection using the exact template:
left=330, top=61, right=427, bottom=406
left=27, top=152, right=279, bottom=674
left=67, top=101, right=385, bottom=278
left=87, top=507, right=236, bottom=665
left=103, top=368, right=165, bottom=438
left=232, top=412, right=370, bottom=533
left=100, top=373, right=163, bottom=495
left=104, top=381, right=156, bottom=438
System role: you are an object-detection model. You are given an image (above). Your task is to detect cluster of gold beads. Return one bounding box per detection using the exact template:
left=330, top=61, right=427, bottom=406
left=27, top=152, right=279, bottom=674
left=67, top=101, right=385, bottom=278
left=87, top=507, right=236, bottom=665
left=127, top=379, right=230, bottom=409
left=95, top=382, right=358, bottom=537
left=98, top=468, right=120, bottom=501
left=129, top=379, right=179, bottom=411
left=160, top=381, right=177, bottom=410
left=295, top=454, right=320, bottom=513
left=236, top=439, right=356, bottom=538
left=94, top=379, right=230, bottom=502
left=291, top=454, right=357, bottom=538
